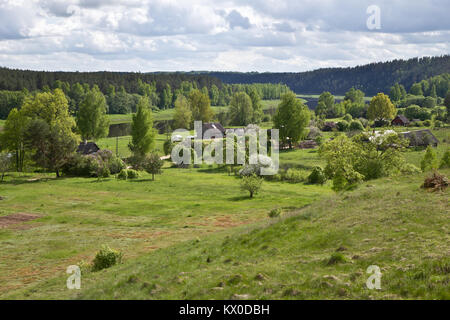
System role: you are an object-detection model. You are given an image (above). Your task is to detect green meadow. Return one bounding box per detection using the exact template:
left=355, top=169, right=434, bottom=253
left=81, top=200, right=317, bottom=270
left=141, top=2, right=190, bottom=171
left=0, top=126, right=449, bottom=299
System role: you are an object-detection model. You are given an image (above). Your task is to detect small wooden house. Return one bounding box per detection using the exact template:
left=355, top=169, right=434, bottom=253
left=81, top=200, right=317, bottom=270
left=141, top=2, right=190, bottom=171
left=391, top=115, right=410, bottom=126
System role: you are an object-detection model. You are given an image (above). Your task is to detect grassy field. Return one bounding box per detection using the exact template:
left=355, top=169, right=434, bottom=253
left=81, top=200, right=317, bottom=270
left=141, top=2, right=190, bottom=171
left=97, top=134, right=168, bottom=158
left=0, top=163, right=330, bottom=298
left=3, top=168, right=448, bottom=299
left=0, top=127, right=448, bottom=299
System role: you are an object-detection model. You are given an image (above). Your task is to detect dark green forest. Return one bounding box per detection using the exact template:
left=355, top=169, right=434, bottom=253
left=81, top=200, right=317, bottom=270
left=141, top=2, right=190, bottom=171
left=206, top=55, right=450, bottom=95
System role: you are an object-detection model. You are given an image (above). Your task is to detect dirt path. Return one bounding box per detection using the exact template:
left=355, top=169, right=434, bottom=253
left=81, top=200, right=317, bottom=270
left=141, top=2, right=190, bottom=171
left=0, top=213, right=40, bottom=228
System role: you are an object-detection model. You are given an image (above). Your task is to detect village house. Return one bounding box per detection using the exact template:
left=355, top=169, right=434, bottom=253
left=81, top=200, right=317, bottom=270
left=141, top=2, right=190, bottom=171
left=391, top=115, right=410, bottom=126
left=399, top=129, right=439, bottom=147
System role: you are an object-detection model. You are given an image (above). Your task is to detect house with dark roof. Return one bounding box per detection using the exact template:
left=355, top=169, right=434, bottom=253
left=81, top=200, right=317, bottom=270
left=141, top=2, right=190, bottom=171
left=399, top=129, right=439, bottom=147
left=76, top=142, right=100, bottom=155
left=198, top=122, right=226, bottom=139
left=391, top=115, right=410, bottom=126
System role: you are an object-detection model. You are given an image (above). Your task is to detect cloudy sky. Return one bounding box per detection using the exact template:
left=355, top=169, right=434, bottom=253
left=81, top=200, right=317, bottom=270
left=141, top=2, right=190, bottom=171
left=0, top=0, right=449, bottom=72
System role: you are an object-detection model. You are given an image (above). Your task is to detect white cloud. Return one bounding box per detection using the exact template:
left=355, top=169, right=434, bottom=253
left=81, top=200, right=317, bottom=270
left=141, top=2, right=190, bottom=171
left=0, top=0, right=448, bottom=71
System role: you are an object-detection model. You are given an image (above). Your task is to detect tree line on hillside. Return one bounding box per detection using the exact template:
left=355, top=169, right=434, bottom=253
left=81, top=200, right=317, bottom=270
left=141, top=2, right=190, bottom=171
left=0, top=76, right=288, bottom=119
left=206, top=55, right=450, bottom=96
left=313, top=85, right=449, bottom=128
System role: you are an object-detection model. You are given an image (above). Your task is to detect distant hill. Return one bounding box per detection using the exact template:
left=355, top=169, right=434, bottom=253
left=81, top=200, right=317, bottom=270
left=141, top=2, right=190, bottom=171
left=206, top=55, right=450, bottom=95
left=0, top=68, right=221, bottom=94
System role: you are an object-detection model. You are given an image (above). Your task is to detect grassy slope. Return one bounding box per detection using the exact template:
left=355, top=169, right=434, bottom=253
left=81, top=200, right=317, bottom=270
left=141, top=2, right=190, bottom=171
left=0, top=166, right=329, bottom=298
left=6, top=169, right=448, bottom=299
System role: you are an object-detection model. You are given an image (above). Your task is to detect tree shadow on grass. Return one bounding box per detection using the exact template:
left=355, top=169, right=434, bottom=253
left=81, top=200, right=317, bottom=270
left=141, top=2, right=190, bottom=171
left=229, top=195, right=252, bottom=201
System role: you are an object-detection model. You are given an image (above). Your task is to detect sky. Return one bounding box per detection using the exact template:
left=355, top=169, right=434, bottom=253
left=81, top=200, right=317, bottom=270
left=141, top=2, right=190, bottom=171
left=0, top=0, right=449, bottom=72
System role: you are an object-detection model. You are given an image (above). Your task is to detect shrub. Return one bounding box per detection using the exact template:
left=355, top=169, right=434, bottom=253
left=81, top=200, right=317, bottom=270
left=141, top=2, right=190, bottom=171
left=401, top=163, right=421, bottom=175
left=423, top=120, right=432, bottom=127
left=240, top=174, right=263, bottom=198
left=108, top=156, right=126, bottom=175
left=343, top=114, right=352, bottom=122
left=92, top=245, right=123, bottom=272
left=336, top=120, right=349, bottom=132
left=434, top=120, right=443, bottom=128
left=307, top=126, right=322, bottom=140
left=117, top=169, right=128, bottom=180
left=283, top=169, right=306, bottom=183
left=262, top=114, right=271, bottom=122
left=349, top=120, right=364, bottom=131
left=62, top=150, right=125, bottom=177
left=421, top=146, right=438, bottom=172
left=163, top=139, right=174, bottom=156
left=143, top=153, right=164, bottom=181
left=307, top=166, right=327, bottom=185
left=440, top=150, right=450, bottom=169
left=127, top=169, right=140, bottom=179
left=268, top=208, right=282, bottom=218
left=326, top=252, right=347, bottom=265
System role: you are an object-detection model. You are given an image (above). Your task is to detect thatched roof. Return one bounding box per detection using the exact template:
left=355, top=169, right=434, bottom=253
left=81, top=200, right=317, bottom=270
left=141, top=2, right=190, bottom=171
left=399, top=129, right=439, bottom=147
left=77, top=142, right=100, bottom=155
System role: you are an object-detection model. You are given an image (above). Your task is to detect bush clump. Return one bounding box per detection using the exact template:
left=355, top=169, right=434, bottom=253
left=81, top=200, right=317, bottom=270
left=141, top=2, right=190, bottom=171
left=127, top=169, right=140, bottom=179
left=307, top=166, right=327, bottom=185
left=268, top=208, right=282, bottom=218
left=349, top=120, right=364, bottom=131
left=283, top=169, right=307, bottom=183
left=62, top=149, right=125, bottom=177
left=92, top=245, right=123, bottom=272
left=117, top=169, right=128, bottom=180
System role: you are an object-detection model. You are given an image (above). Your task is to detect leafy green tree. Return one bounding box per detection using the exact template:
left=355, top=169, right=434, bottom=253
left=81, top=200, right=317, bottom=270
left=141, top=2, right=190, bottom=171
left=410, top=83, right=423, bottom=96
left=209, top=84, right=219, bottom=106
left=173, top=95, right=192, bottom=130
left=109, top=86, right=133, bottom=114
left=144, top=152, right=164, bottom=181
left=229, top=92, right=253, bottom=126
left=0, top=90, right=26, bottom=119
left=189, top=89, right=213, bottom=123
left=0, top=108, right=28, bottom=171
left=439, top=149, right=450, bottom=169
left=160, top=83, right=173, bottom=109
left=129, top=96, right=156, bottom=158
left=240, top=174, right=263, bottom=198
left=344, top=87, right=365, bottom=105
left=21, top=89, right=79, bottom=177
left=68, top=83, right=86, bottom=113
left=444, top=91, right=450, bottom=120
left=367, top=93, right=396, bottom=122
left=319, top=134, right=363, bottom=191
left=273, top=92, right=310, bottom=149
left=315, top=92, right=335, bottom=118
left=76, top=87, right=109, bottom=141
left=421, top=146, right=438, bottom=172
left=249, top=89, right=263, bottom=124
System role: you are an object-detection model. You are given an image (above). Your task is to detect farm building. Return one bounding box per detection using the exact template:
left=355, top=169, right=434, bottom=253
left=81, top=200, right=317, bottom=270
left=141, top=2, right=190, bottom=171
left=399, top=129, right=439, bottom=147
left=198, top=122, right=226, bottom=139
left=391, top=115, right=410, bottom=126
left=76, top=142, right=100, bottom=155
